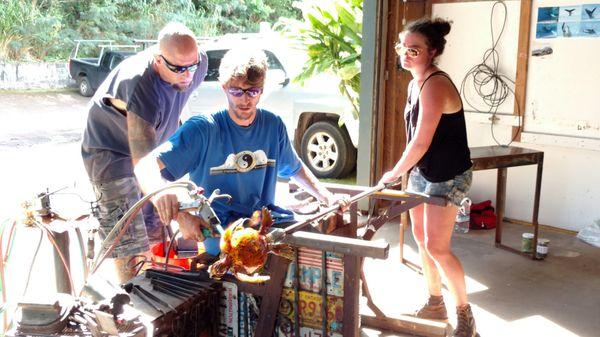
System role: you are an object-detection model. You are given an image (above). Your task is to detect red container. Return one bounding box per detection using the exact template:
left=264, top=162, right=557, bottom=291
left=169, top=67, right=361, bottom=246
left=150, top=242, right=192, bottom=270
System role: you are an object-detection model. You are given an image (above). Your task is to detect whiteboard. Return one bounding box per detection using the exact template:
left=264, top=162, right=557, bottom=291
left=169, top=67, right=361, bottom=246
left=525, top=0, right=600, bottom=139
left=432, top=1, right=520, bottom=116
left=432, top=0, right=600, bottom=141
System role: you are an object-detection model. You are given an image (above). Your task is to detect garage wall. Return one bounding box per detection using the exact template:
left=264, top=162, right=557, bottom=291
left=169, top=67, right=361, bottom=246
left=433, top=0, right=600, bottom=232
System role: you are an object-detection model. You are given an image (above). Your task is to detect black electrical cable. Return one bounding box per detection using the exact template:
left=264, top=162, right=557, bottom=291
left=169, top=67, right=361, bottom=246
left=459, top=1, right=522, bottom=147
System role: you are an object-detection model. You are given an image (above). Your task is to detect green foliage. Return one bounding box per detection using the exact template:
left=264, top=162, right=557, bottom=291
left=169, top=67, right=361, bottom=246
left=0, top=0, right=300, bottom=62
left=0, top=0, right=63, bottom=61
left=194, top=0, right=300, bottom=34
left=275, top=0, right=362, bottom=119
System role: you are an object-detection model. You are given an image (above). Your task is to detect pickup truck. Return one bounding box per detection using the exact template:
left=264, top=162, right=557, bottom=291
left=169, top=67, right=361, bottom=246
left=68, top=41, right=137, bottom=96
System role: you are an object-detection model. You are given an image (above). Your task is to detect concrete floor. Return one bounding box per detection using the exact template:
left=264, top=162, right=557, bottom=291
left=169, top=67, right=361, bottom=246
left=361, top=219, right=600, bottom=337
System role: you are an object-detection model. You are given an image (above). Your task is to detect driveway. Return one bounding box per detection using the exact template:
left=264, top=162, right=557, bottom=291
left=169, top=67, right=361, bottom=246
left=0, top=90, right=93, bottom=219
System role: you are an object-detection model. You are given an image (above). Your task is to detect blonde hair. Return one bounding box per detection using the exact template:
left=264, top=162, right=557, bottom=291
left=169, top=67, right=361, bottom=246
left=218, top=47, right=268, bottom=86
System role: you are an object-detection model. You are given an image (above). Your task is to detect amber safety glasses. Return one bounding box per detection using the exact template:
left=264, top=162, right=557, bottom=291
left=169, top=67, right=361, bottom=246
left=394, top=44, right=421, bottom=58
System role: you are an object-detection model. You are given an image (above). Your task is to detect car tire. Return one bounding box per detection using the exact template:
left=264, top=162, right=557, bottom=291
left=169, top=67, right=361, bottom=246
left=300, top=121, right=356, bottom=179
left=78, top=76, right=93, bottom=97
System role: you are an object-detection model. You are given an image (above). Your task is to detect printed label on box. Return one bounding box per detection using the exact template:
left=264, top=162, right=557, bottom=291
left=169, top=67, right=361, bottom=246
left=278, top=288, right=343, bottom=334
left=219, top=281, right=238, bottom=337
left=284, top=248, right=344, bottom=297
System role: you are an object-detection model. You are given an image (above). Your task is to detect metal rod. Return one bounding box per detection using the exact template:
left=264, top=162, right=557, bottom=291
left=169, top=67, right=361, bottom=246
left=132, top=286, right=165, bottom=314
left=134, top=285, right=176, bottom=311
left=150, top=278, right=195, bottom=296
left=152, top=283, right=187, bottom=300
left=283, top=183, right=386, bottom=234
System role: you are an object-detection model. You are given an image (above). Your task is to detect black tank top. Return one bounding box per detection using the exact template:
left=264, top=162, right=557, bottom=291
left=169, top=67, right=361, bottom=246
left=405, top=71, right=472, bottom=182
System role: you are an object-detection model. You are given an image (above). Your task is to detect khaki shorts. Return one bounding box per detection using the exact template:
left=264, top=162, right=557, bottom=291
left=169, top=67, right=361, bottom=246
left=92, top=177, right=151, bottom=258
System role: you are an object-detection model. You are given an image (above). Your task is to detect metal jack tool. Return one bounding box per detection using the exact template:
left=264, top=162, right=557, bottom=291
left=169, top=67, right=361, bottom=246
left=179, top=188, right=232, bottom=236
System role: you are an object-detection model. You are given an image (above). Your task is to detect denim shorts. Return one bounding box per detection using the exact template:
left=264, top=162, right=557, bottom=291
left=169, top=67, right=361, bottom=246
left=407, top=168, right=472, bottom=207
left=92, top=177, right=160, bottom=258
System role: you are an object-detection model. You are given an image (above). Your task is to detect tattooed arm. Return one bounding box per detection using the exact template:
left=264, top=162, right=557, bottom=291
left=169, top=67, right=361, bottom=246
left=114, top=98, right=157, bottom=166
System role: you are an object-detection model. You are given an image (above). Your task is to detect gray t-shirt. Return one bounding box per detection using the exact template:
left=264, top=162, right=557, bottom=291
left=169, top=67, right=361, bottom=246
left=81, top=48, right=208, bottom=183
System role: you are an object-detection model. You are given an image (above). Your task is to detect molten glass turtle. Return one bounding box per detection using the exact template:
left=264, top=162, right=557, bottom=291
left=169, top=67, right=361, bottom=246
left=208, top=207, right=293, bottom=283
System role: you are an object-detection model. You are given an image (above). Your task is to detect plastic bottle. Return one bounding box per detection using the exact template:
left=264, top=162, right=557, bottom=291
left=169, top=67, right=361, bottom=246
left=454, top=198, right=471, bottom=234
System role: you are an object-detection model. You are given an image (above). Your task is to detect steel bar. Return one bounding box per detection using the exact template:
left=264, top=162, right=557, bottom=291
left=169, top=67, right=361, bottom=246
left=150, top=278, right=196, bottom=297
left=152, top=283, right=187, bottom=300
left=131, top=286, right=165, bottom=314
left=146, top=273, right=206, bottom=292
left=133, top=285, right=176, bottom=311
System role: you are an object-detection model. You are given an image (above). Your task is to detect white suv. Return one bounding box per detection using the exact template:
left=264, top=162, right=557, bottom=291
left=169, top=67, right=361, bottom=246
left=182, top=34, right=358, bottom=179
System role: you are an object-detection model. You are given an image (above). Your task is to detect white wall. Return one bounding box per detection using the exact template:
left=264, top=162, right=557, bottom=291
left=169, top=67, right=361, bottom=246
left=0, top=62, right=73, bottom=90
left=433, top=1, right=600, bottom=232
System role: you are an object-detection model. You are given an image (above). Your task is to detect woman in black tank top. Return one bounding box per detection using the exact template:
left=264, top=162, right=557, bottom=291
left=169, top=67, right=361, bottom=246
left=378, top=18, right=478, bottom=337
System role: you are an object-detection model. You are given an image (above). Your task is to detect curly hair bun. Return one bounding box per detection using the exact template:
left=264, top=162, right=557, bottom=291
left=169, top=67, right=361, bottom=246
left=404, top=17, right=452, bottom=57
left=431, top=18, right=451, bottom=37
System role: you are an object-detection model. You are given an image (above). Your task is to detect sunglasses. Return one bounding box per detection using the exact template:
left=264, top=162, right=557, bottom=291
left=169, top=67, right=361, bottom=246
left=394, top=44, right=421, bottom=58
left=160, top=55, right=201, bottom=74
left=227, top=87, right=263, bottom=98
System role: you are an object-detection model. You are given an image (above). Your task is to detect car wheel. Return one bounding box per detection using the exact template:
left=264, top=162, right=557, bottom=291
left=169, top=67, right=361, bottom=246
left=300, top=121, right=356, bottom=179
left=78, top=76, right=93, bottom=97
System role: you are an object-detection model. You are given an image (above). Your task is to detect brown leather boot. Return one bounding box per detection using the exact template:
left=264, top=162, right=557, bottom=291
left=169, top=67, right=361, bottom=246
left=411, top=295, right=448, bottom=320
left=452, top=304, right=480, bottom=337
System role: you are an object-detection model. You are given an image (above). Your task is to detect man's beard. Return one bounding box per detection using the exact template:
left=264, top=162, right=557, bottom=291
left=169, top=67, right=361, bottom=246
left=172, top=81, right=192, bottom=92
left=232, top=107, right=256, bottom=121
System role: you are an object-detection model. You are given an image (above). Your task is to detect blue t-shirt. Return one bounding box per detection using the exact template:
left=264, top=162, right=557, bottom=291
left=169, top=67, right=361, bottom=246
left=158, top=109, right=302, bottom=254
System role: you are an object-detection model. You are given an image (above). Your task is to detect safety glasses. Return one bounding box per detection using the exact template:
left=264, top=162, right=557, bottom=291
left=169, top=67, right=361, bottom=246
left=160, top=55, right=201, bottom=74
left=227, top=87, right=263, bottom=98
left=394, top=44, right=421, bottom=58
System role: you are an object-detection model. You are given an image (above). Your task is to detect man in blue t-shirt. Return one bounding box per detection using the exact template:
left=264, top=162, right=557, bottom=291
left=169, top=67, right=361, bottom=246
left=135, top=47, right=347, bottom=256
left=81, top=22, right=208, bottom=281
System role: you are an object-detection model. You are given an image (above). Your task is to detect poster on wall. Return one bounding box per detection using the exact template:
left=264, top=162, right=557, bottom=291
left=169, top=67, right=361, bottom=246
left=537, top=4, right=600, bottom=38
